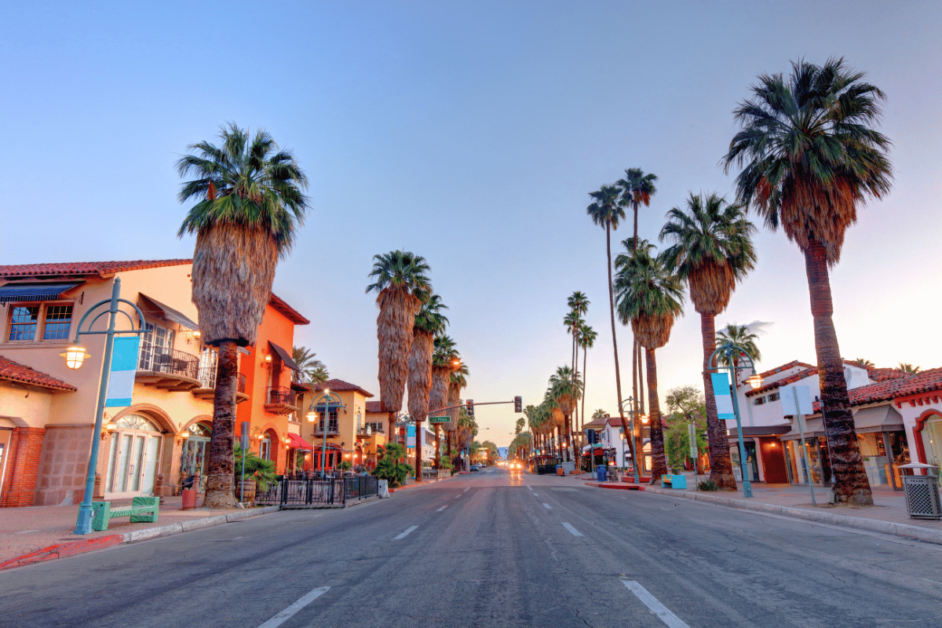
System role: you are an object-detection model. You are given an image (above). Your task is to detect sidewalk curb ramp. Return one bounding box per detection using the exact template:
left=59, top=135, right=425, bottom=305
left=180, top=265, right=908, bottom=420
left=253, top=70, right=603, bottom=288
left=639, top=486, right=942, bottom=546
left=0, top=505, right=282, bottom=571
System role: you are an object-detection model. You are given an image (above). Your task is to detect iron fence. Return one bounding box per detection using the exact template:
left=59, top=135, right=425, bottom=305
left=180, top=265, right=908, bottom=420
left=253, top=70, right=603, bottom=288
left=258, top=475, right=380, bottom=507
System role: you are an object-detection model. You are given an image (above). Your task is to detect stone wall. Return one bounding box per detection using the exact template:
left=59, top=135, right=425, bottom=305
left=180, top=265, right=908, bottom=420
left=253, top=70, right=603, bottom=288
left=34, top=425, right=93, bottom=506
left=0, top=427, right=47, bottom=507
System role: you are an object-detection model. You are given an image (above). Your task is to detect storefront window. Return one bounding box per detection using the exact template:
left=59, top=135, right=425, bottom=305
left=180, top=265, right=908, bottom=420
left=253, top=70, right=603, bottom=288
left=921, top=417, right=942, bottom=467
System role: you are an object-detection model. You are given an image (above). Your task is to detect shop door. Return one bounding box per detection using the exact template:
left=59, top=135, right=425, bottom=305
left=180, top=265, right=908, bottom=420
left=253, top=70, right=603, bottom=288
left=105, top=415, right=162, bottom=498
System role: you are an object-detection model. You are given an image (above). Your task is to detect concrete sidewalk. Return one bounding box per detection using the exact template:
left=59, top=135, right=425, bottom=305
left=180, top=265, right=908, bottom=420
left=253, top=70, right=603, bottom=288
left=0, top=495, right=278, bottom=570
left=575, top=472, right=942, bottom=545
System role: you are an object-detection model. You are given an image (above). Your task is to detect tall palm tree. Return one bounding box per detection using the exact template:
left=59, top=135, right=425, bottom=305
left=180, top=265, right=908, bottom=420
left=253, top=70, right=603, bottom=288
left=898, top=363, right=922, bottom=375
left=566, top=292, right=590, bottom=451
left=615, top=247, right=685, bottom=482
left=578, top=324, right=597, bottom=435
left=366, top=251, right=432, bottom=442
left=586, top=185, right=633, bottom=459
left=449, top=362, right=469, bottom=464
left=177, top=123, right=309, bottom=508
left=407, top=295, right=449, bottom=480
left=292, top=346, right=326, bottom=384
left=430, top=334, right=459, bottom=461
left=716, top=323, right=763, bottom=368
left=660, top=192, right=757, bottom=490
left=549, top=365, right=583, bottom=462
left=618, top=168, right=659, bottom=443
left=722, top=58, right=891, bottom=505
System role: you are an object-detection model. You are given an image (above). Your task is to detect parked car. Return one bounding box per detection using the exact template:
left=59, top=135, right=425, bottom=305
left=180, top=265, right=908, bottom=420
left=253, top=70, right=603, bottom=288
left=470, top=465, right=479, bottom=472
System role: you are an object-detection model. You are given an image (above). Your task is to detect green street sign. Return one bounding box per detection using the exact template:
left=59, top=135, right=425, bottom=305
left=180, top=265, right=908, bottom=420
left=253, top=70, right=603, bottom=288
left=429, top=416, right=449, bottom=424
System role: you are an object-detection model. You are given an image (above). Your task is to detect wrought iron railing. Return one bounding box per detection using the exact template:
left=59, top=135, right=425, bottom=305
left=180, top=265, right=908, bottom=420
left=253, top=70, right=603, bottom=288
left=257, top=476, right=380, bottom=507
left=140, top=347, right=199, bottom=379
left=266, top=386, right=296, bottom=406
left=197, top=367, right=246, bottom=393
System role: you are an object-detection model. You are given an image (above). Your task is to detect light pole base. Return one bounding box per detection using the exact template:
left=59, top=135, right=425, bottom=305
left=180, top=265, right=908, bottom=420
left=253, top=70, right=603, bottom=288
left=74, top=503, right=94, bottom=535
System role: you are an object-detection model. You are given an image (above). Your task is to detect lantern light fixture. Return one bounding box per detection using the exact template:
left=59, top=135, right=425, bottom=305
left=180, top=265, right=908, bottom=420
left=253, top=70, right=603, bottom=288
left=747, top=374, right=763, bottom=390
left=61, top=344, right=91, bottom=370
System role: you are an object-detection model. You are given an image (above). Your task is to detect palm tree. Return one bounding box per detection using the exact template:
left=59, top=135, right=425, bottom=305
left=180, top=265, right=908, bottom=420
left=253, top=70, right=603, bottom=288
left=615, top=246, right=685, bottom=482
left=177, top=123, right=309, bottom=508
left=407, top=295, right=449, bottom=480
left=660, top=192, right=757, bottom=490
left=586, top=185, right=634, bottom=459
left=578, top=324, right=597, bottom=435
left=591, top=409, right=608, bottom=421
left=430, top=334, right=458, bottom=459
left=449, top=362, right=469, bottom=465
left=723, top=58, right=891, bottom=506
left=292, top=346, right=326, bottom=384
left=366, top=251, right=432, bottom=441
left=566, top=292, right=590, bottom=449
left=715, top=323, right=763, bottom=367
left=898, top=363, right=921, bottom=375
left=618, top=169, right=659, bottom=444
left=308, top=365, right=330, bottom=385
left=549, top=365, right=583, bottom=462
left=853, top=358, right=875, bottom=368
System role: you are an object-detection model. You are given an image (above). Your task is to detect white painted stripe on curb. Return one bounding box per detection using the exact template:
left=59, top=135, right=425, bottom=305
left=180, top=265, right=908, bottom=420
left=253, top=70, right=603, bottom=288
left=621, top=580, right=689, bottom=628
left=542, top=503, right=552, bottom=510
left=258, top=586, right=330, bottom=628
left=394, top=526, right=418, bottom=540
left=436, top=505, right=448, bottom=512
left=562, top=523, right=583, bottom=537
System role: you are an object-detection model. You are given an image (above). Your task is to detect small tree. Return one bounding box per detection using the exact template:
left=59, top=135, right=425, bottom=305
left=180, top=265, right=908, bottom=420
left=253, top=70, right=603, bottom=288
left=371, top=443, right=414, bottom=488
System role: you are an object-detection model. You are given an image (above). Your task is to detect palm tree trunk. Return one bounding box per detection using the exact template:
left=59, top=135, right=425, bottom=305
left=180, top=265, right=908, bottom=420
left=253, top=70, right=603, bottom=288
left=388, top=412, right=397, bottom=449
left=645, top=348, right=668, bottom=482
left=805, top=240, right=873, bottom=505
left=606, top=223, right=636, bottom=470
left=581, top=347, right=587, bottom=458
left=204, top=341, right=238, bottom=509
left=631, top=206, right=643, bottom=476
left=701, top=311, right=736, bottom=489
left=434, top=425, right=441, bottom=470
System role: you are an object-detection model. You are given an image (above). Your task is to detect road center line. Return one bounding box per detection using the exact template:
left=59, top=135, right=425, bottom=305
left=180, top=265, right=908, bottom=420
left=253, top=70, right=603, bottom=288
left=562, top=523, right=583, bottom=537
left=454, top=494, right=461, bottom=499
left=436, top=505, right=448, bottom=512
left=257, top=586, right=330, bottom=628
left=620, top=580, right=690, bottom=628
left=463, top=487, right=469, bottom=492
left=394, top=526, right=418, bottom=541
left=542, top=503, right=552, bottom=510
left=527, top=485, right=534, bottom=492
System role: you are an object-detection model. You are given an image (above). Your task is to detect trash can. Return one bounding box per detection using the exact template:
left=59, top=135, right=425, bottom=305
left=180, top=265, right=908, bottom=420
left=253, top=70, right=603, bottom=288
left=596, top=465, right=608, bottom=482
left=556, top=465, right=564, bottom=476
left=899, top=463, right=942, bottom=520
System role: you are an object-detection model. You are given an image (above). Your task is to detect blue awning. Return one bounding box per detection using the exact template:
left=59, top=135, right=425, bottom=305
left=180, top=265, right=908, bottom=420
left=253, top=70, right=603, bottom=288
left=0, top=282, right=82, bottom=304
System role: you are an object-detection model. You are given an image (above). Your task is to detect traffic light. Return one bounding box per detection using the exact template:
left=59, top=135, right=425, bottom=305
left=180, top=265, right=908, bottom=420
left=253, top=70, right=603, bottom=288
left=514, top=396, right=522, bottom=413
left=466, top=399, right=474, bottom=416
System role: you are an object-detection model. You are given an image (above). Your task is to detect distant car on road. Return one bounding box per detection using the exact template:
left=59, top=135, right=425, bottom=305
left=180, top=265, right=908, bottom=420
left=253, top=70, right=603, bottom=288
left=470, top=465, right=480, bottom=472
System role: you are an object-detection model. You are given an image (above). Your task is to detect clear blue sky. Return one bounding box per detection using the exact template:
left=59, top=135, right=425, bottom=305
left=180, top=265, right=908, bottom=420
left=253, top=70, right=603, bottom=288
left=2, top=2, right=940, bottom=446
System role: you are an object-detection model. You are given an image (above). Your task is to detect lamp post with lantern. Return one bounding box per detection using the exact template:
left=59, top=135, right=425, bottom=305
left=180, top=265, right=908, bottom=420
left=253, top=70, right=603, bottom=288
left=708, top=341, right=763, bottom=498
left=306, top=388, right=345, bottom=476
left=60, top=278, right=146, bottom=535
left=618, top=396, right=646, bottom=484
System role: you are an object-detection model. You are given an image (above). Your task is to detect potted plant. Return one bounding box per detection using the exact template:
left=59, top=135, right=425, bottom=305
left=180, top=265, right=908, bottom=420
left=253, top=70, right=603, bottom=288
left=234, top=441, right=277, bottom=505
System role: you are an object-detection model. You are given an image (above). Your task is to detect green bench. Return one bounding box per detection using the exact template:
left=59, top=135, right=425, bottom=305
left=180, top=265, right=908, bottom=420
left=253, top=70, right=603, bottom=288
left=91, top=496, right=160, bottom=531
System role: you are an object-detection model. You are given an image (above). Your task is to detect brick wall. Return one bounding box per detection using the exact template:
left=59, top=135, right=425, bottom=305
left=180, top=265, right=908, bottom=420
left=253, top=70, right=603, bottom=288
left=0, top=427, right=47, bottom=508
left=34, top=425, right=93, bottom=506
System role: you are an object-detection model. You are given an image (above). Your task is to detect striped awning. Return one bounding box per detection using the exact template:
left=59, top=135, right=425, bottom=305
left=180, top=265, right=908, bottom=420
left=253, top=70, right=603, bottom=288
left=0, top=282, right=81, bottom=304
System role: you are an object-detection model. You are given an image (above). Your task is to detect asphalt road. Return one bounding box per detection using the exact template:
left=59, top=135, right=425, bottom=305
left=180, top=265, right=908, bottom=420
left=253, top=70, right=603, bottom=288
left=2, top=467, right=942, bottom=628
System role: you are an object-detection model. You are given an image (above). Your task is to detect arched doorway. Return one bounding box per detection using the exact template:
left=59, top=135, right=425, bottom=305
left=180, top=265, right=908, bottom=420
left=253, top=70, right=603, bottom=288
left=916, top=410, right=942, bottom=467
left=180, top=421, right=212, bottom=491
left=105, top=414, right=163, bottom=498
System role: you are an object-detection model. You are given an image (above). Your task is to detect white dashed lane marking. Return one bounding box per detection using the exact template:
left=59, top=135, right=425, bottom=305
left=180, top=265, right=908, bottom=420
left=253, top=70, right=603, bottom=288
left=436, top=505, right=448, bottom=512
left=543, top=503, right=552, bottom=510
left=257, top=586, right=330, bottom=628
left=562, top=523, right=583, bottom=537
left=621, top=580, right=690, bottom=628
left=393, top=526, right=418, bottom=541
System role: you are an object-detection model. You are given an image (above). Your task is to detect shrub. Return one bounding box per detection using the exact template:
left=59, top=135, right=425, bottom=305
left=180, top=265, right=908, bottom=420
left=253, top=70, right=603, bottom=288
left=698, top=479, right=719, bottom=491
left=234, top=441, right=277, bottom=492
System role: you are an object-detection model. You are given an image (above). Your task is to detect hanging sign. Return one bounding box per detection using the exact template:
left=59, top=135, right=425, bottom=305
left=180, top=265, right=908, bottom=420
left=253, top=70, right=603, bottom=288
left=710, top=372, right=735, bottom=420
left=429, top=416, right=449, bottom=424
left=105, top=336, right=140, bottom=407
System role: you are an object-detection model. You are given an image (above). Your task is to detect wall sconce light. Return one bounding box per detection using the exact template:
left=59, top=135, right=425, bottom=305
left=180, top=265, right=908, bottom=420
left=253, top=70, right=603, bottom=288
left=177, top=430, right=191, bottom=442
left=186, top=329, right=202, bottom=344
left=264, top=354, right=272, bottom=364
left=257, top=433, right=266, bottom=440
left=100, top=422, right=117, bottom=439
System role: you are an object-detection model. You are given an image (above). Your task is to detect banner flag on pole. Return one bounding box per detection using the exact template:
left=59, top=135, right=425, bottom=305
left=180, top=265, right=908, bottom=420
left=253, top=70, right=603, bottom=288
left=105, top=336, right=140, bottom=407
left=710, top=372, right=735, bottom=420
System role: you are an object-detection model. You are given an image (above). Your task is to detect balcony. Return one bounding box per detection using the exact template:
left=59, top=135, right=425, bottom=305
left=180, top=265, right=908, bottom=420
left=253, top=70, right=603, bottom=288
left=136, top=347, right=201, bottom=391
left=264, top=386, right=300, bottom=415
left=192, top=367, right=249, bottom=404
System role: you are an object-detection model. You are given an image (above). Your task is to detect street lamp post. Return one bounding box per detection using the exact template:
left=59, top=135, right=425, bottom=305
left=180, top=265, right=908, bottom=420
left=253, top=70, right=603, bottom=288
left=306, top=389, right=345, bottom=476
left=619, top=397, right=645, bottom=484
left=707, top=342, right=763, bottom=499
left=62, top=278, right=146, bottom=535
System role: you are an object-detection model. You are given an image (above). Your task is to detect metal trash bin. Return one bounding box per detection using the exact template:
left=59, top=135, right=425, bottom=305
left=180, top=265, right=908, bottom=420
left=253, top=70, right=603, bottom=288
left=596, top=465, right=607, bottom=482
left=899, top=463, right=942, bottom=520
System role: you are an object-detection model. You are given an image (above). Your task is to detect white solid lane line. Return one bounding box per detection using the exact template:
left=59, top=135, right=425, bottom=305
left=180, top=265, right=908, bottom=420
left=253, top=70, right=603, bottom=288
left=258, top=586, right=330, bottom=628
left=562, top=523, right=583, bottom=537
left=436, top=505, right=448, bottom=512
left=620, top=580, right=690, bottom=628
left=542, top=503, right=552, bottom=510
left=394, top=526, right=418, bottom=540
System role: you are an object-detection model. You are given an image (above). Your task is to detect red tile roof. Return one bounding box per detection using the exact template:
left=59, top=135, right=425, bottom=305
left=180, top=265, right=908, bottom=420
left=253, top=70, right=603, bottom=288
left=746, top=367, right=818, bottom=397
left=0, top=259, right=191, bottom=278
left=365, top=401, right=384, bottom=413
left=269, top=293, right=309, bottom=325
left=314, top=379, right=374, bottom=398
left=756, top=360, right=815, bottom=380
left=0, top=356, right=76, bottom=392
left=810, top=368, right=942, bottom=411
left=867, top=368, right=909, bottom=383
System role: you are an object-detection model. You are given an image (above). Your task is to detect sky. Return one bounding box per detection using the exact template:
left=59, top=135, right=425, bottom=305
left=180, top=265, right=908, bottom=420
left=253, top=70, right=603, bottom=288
left=2, top=1, right=940, bottom=447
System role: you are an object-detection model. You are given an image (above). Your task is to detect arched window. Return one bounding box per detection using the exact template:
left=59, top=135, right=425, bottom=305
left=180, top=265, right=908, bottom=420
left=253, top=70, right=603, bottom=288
left=116, top=414, right=159, bottom=432
left=260, top=435, right=272, bottom=461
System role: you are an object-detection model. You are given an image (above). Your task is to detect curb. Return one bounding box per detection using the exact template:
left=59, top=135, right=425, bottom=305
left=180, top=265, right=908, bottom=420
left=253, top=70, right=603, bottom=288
left=584, top=481, right=645, bottom=491
left=0, top=505, right=282, bottom=571
left=640, top=487, right=942, bottom=545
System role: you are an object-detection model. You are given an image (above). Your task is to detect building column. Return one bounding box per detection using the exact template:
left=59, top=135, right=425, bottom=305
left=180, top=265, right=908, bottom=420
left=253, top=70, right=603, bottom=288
left=1, top=427, right=47, bottom=508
